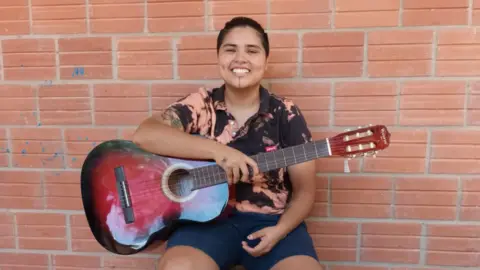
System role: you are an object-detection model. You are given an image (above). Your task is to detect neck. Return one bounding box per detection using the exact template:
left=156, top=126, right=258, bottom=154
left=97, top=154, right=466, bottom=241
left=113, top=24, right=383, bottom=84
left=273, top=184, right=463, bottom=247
left=224, top=84, right=260, bottom=110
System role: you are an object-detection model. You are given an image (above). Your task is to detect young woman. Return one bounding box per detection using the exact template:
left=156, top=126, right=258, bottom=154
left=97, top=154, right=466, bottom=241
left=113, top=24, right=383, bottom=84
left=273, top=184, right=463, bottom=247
left=133, top=16, right=323, bottom=270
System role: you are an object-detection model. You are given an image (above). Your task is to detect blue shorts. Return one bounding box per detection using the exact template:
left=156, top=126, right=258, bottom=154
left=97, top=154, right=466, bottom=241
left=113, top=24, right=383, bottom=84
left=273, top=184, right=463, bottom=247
left=166, top=209, right=319, bottom=270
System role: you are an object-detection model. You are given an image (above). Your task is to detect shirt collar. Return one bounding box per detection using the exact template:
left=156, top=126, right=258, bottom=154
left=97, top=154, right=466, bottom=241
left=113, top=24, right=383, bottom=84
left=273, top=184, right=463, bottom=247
left=212, top=84, right=270, bottom=115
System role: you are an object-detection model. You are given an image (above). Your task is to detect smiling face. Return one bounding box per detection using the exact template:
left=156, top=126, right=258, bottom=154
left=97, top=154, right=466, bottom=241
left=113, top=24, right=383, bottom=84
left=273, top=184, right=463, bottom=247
left=217, top=26, right=268, bottom=90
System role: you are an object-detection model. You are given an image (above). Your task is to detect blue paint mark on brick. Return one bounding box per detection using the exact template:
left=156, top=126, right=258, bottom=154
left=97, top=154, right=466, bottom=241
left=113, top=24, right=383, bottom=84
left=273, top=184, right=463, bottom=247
left=72, top=67, right=84, bottom=77
left=21, top=149, right=26, bottom=155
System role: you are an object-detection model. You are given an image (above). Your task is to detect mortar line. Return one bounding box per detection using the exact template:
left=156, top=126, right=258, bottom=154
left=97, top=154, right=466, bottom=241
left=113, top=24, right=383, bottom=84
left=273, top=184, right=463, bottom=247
left=172, top=37, right=179, bottom=80
left=0, top=39, right=3, bottom=81
left=431, top=29, right=437, bottom=77
left=464, top=81, right=471, bottom=126
left=424, top=129, right=432, bottom=174
left=144, top=0, right=148, bottom=33
left=355, top=223, right=362, bottom=262
left=330, top=0, right=335, bottom=28
left=266, top=0, right=271, bottom=30
left=5, top=128, right=13, bottom=167
left=456, top=177, right=463, bottom=221
left=468, top=0, right=474, bottom=25
left=111, top=36, right=118, bottom=80
left=85, top=0, right=91, bottom=34
left=419, top=223, right=427, bottom=265
left=28, top=0, right=33, bottom=35
left=395, top=80, right=401, bottom=125
left=398, top=0, right=403, bottom=26
left=55, top=38, right=60, bottom=82
left=362, top=31, right=368, bottom=77
left=205, top=0, right=209, bottom=31
left=297, top=32, right=303, bottom=78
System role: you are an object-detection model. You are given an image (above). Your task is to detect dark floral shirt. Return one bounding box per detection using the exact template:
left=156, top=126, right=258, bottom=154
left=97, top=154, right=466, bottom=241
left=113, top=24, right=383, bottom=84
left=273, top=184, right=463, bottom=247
left=159, top=84, right=312, bottom=215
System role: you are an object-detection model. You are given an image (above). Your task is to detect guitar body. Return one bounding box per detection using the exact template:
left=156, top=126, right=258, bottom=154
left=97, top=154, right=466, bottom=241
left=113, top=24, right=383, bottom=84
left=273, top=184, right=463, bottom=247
left=81, top=139, right=230, bottom=255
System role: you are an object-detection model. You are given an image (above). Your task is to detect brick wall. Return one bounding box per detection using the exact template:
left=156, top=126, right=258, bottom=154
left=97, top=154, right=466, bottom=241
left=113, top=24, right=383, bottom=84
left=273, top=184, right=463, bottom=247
left=1, top=0, right=479, bottom=269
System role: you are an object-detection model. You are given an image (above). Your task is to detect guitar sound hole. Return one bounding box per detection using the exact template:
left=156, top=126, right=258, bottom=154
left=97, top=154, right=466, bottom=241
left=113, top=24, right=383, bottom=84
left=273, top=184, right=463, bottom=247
left=167, top=168, right=194, bottom=199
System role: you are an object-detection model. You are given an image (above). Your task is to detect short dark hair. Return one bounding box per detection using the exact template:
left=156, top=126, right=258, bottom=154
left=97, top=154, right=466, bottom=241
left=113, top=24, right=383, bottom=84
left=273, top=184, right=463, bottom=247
left=216, top=16, right=270, bottom=57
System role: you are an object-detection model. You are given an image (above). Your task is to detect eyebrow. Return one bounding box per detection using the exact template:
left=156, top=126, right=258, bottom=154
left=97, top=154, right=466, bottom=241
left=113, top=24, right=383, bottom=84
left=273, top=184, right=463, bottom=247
left=222, top=43, right=261, bottom=49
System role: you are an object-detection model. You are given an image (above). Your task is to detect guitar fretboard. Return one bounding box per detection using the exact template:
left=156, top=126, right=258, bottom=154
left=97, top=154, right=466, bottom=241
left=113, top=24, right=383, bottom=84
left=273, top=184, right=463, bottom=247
left=190, top=139, right=330, bottom=190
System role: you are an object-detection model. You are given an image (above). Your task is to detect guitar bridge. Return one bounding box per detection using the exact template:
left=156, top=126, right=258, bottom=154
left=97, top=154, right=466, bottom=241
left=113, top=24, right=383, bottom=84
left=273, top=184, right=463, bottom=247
left=114, top=166, right=135, bottom=224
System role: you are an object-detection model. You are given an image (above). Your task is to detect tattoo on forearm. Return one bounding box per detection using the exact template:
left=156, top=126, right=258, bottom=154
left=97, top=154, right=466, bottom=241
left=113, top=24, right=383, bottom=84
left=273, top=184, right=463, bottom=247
left=170, top=117, right=183, bottom=129
left=157, top=110, right=184, bottom=130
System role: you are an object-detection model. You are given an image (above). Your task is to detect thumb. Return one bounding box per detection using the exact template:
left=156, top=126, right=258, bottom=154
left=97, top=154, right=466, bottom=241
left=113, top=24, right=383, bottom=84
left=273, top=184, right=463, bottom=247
left=248, top=229, right=266, bottom=240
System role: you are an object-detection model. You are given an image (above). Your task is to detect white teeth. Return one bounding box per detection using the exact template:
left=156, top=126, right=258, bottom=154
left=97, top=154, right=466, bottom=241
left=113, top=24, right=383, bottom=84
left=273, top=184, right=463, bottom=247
left=232, top=68, right=249, bottom=74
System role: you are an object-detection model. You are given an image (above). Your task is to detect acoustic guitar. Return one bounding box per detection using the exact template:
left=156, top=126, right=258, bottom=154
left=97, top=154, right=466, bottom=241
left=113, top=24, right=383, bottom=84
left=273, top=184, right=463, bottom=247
left=80, top=124, right=391, bottom=255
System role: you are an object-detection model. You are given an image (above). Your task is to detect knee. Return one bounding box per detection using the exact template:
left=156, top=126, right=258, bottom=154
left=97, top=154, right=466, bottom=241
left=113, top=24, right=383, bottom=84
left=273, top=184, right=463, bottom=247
left=157, top=246, right=218, bottom=270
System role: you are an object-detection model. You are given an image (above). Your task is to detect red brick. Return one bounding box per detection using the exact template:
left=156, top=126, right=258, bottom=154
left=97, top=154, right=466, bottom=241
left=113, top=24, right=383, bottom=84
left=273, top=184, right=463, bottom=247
left=335, top=0, right=400, bottom=28
left=89, top=0, right=144, bottom=33
left=394, top=177, right=458, bottom=220
left=436, top=29, right=480, bottom=76
left=58, top=37, right=112, bottom=79
left=177, top=35, right=219, bottom=79
left=117, top=37, right=173, bottom=79
left=302, top=32, right=364, bottom=77
left=0, top=212, right=15, bottom=248
left=93, top=84, right=149, bottom=126
left=403, top=0, right=468, bottom=26
left=264, top=33, right=299, bottom=78
left=53, top=254, right=101, bottom=269
left=361, top=223, right=421, bottom=264
left=70, top=214, right=106, bottom=252
left=334, top=81, right=397, bottom=127
left=0, top=171, right=43, bottom=209
left=430, top=130, right=480, bottom=174
left=44, top=171, right=83, bottom=210
left=16, top=212, right=67, bottom=250
left=270, top=0, right=331, bottom=30
left=0, top=1, right=30, bottom=35
left=330, top=176, right=393, bottom=218
left=0, top=253, right=49, bottom=268
left=209, top=0, right=267, bottom=31
left=2, top=38, right=56, bottom=80
left=399, top=81, right=466, bottom=126
left=368, top=29, right=433, bottom=77
left=147, top=0, right=204, bottom=32
left=64, top=127, right=118, bottom=168
left=31, top=0, right=86, bottom=34
left=39, top=84, right=92, bottom=125
left=426, top=223, right=480, bottom=267
left=306, top=221, right=358, bottom=262
left=460, top=177, right=480, bottom=221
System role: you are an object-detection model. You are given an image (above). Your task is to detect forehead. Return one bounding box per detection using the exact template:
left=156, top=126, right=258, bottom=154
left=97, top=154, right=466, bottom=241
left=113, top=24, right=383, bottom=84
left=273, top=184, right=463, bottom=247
left=221, top=27, right=263, bottom=46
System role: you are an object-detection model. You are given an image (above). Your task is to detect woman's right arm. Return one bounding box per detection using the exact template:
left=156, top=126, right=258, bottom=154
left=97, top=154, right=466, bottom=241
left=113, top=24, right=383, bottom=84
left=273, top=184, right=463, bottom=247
left=132, top=89, right=260, bottom=184
left=132, top=107, right=223, bottom=161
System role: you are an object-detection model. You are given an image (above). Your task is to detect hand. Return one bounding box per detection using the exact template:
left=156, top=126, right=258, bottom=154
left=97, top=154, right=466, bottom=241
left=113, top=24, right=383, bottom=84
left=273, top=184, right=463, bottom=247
left=242, top=226, right=286, bottom=257
left=213, top=145, right=260, bottom=185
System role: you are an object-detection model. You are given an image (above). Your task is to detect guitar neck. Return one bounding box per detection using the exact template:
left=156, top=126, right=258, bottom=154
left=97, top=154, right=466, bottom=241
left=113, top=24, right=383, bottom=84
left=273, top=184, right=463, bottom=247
left=191, top=139, right=331, bottom=190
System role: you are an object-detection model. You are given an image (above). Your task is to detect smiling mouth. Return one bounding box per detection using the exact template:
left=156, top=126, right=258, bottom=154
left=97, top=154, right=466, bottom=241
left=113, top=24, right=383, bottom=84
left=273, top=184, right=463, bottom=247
left=231, top=68, right=250, bottom=75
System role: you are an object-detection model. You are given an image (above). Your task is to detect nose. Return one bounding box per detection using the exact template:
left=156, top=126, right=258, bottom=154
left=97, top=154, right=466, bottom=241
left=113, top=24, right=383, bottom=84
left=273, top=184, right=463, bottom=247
left=233, top=50, right=247, bottom=62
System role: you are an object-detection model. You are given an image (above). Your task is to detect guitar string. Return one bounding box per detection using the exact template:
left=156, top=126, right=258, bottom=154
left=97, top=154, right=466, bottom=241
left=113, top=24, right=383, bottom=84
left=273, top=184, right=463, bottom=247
left=129, top=146, right=335, bottom=196
left=127, top=150, right=324, bottom=195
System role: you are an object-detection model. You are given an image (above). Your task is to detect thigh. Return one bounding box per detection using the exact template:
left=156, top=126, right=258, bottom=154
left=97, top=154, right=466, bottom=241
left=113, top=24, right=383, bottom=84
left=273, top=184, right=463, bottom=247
left=240, top=222, right=319, bottom=270
left=166, top=221, right=242, bottom=270
left=158, top=246, right=219, bottom=270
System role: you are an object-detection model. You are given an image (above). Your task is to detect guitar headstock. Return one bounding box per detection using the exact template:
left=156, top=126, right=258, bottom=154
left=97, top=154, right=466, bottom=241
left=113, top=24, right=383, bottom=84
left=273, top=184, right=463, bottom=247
left=329, top=124, right=391, bottom=158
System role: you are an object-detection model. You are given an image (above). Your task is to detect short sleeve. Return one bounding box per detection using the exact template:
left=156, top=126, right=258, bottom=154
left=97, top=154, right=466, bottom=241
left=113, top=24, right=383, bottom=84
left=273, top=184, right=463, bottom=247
left=157, top=88, right=214, bottom=134
left=280, top=99, right=312, bottom=148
